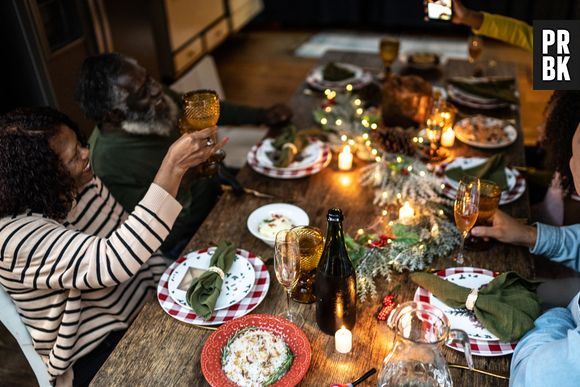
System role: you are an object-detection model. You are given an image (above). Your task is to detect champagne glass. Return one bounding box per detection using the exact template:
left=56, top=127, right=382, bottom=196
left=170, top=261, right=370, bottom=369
left=453, top=176, right=480, bottom=265
left=468, top=35, right=483, bottom=64
left=465, top=180, right=501, bottom=250
left=181, top=89, right=225, bottom=175
left=379, top=37, right=400, bottom=75
left=274, top=230, right=304, bottom=326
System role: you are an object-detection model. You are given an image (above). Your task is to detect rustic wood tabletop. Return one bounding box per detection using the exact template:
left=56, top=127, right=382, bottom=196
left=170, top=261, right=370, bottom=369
left=91, top=51, right=532, bottom=387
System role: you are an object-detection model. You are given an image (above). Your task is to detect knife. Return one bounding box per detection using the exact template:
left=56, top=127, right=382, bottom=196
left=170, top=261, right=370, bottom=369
left=221, top=184, right=276, bottom=199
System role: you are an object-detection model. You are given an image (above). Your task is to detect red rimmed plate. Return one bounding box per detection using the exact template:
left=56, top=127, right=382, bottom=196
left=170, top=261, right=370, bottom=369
left=201, top=314, right=311, bottom=386
left=414, top=267, right=517, bottom=356
left=157, top=247, right=270, bottom=325
left=247, top=140, right=332, bottom=179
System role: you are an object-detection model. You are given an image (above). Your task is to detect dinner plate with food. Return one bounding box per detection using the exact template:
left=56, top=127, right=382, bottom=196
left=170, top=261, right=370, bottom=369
left=157, top=247, right=270, bottom=326
left=306, top=62, right=372, bottom=90
left=404, top=52, right=440, bottom=70
left=201, top=314, right=311, bottom=386
left=255, top=138, right=324, bottom=170
left=247, top=203, right=310, bottom=247
left=454, top=116, right=517, bottom=149
left=415, top=267, right=517, bottom=356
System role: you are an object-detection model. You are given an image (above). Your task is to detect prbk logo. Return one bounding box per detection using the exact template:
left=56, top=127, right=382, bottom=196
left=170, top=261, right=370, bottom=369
left=534, top=20, right=580, bottom=90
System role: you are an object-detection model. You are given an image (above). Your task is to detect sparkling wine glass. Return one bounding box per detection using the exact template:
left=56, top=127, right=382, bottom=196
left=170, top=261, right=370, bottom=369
left=453, top=176, right=480, bottom=265
left=180, top=89, right=225, bottom=175
left=274, top=230, right=304, bottom=326
left=468, top=35, right=483, bottom=64
left=379, top=37, right=400, bottom=75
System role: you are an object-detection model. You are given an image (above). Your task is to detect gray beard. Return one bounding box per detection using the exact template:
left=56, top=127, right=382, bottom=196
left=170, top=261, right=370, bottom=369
left=120, top=95, right=178, bottom=137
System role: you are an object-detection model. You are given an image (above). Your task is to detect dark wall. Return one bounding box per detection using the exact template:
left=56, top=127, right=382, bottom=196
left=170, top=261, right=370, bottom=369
left=258, top=0, right=579, bottom=31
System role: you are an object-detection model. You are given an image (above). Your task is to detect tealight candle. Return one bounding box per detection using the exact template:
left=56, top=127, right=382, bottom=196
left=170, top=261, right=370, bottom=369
left=335, top=326, right=352, bottom=353
left=399, top=201, right=415, bottom=222
left=441, top=127, right=455, bottom=147
left=338, top=145, right=353, bottom=171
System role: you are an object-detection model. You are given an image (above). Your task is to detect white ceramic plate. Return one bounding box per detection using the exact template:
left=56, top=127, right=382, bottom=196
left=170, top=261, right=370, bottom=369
left=247, top=203, right=310, bottom=247
left=403, top=52, right=440, bottom=70
left=168, top=249, right=255, bottom=311
left=306, top=63, right=366, bottom=90
left=255, top=138, right=323, bottom=170
left=443, top=156, right=516, bottom=192
left=454, top=116, right=517, bottom=149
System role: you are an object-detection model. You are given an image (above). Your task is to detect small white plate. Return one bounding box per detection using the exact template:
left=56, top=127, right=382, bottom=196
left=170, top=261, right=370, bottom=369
left=255, top=138, right=323, bottom=170
left=247, top=203, right=310, bottom=247
left=168, top=249, right=255, bottom=311
left=306, top=63, right=366, bottom=90
left=454, top=116, right=517, bottom=149
left=443, top=156, right=516, bottom=192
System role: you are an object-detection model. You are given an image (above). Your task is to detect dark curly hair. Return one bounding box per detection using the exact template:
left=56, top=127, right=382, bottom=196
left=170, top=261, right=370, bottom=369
left=544, top=91, right=580, bottom=191
left=76, top=53, right=126, bottom=122
left=0, top=107, right=83, bottom=219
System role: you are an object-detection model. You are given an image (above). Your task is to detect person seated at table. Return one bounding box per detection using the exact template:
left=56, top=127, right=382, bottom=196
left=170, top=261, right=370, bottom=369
left=0, top=107, right=223, bottom=387
left=471, top=121, right=580, bottom=386
left=76, top=53, right=292, bottom=258
left=449, top=0, right=532, bottom=52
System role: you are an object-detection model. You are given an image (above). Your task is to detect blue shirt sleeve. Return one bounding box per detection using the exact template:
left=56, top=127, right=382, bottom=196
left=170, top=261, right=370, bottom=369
left=509, top=293, right=580, bottom=387
left=530, top=223, right=580, bottom=271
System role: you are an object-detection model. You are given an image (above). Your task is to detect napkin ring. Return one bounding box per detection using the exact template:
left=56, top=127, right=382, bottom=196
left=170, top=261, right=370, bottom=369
left=207, top=266, right=225, bottom=280
left=465, top=288, right=479, bottom=311
left=282, top=143, right=298, bottom=155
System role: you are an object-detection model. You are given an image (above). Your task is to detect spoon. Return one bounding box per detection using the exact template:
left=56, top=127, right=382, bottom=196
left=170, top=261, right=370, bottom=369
left=329, top=368, right=377, bottom=387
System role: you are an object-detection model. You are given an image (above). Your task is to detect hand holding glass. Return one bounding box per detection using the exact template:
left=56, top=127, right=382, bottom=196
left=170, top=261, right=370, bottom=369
left=454, top=177, right=480, bottom=265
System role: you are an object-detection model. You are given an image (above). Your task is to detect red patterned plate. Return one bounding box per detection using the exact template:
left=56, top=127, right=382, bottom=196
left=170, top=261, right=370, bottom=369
left=157, top=247, right=270, bottom=325
left=414, top=267, right=517, bottom=356
left=247, top=140, right=332, bottom=179
left=201, top=314, right=311, bottom=386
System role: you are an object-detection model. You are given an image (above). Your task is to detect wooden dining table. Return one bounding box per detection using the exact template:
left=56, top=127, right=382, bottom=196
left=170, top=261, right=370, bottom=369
left=91, top=51, right=532, bottom=387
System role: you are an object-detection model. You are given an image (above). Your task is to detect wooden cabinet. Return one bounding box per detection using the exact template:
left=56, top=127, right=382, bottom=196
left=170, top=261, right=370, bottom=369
left=228, top=0, right=264, bottom=32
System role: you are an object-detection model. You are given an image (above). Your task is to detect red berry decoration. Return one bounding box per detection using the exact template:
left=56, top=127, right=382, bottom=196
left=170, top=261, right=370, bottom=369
left=377, top=294, right=397, bottom=321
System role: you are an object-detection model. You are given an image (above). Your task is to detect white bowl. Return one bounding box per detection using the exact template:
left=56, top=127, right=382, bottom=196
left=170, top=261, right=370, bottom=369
left=247, top=203, right=310, bottom=247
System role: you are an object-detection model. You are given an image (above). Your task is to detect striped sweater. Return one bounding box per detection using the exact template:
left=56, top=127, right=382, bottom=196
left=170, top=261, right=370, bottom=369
left=0, top=177, right=182, bottom=386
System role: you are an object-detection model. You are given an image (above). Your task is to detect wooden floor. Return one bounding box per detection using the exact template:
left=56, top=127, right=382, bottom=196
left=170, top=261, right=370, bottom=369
left=0, top=28, right=551, bottom=387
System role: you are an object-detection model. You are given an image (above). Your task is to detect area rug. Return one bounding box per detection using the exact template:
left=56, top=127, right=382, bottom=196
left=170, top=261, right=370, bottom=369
left=295, top=32, right=468, bottom=63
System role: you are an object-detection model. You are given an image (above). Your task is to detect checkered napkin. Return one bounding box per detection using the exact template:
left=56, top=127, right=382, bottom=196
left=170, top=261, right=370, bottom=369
left=411, top=271, right=542, bottom=342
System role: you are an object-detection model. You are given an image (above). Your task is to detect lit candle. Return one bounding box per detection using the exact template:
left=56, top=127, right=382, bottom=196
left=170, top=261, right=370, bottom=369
left=335, top=326, right=352, bottom=353
left=441, top=127, right=455, bottom=147
left=399, top=201, right=415, bottom=222
left=338, top=145, right=353, bottom=171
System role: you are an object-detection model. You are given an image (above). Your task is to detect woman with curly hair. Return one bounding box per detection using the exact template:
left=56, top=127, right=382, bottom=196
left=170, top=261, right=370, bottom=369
left=471, top=92, right=580, bottom=386
left=0, top=107, right=223, bottom=386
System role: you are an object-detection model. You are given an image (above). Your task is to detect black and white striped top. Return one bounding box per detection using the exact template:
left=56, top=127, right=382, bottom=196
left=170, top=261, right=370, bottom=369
left=0, top=177, right=182, bottom=386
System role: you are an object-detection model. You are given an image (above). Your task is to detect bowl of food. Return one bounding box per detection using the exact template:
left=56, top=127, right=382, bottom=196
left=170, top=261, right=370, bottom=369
left=247, top=203, right=309, bottom=247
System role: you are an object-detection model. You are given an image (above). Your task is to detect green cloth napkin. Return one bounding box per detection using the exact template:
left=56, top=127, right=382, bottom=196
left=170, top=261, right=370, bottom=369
left=445, top=154, right=508, bottom=190
left=271, top=126, right=307, bottom=168
left=411, top=271, right=542, bottom=342
left=186, top=241, right=236, bottom=319
left=448, top=77, right=518, bottom=105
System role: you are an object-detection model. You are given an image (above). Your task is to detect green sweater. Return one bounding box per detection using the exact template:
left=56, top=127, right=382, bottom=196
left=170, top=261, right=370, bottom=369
left=89, top=97, right=263, bottom=254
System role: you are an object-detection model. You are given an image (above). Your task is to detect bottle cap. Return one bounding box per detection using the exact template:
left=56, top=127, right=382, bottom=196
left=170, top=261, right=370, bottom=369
left=327, top=208, right=343, bottom=222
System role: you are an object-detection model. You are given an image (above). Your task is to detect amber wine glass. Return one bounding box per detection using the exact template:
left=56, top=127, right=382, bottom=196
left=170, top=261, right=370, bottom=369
left=274, top=230, right=304, bottom=326
left=379, top=37, right=400, bottom=74
left=468, top=34, right=483, bottom=64
left=289, top=226, right=324, bottom=304
left=181, top=89, right=225, bottom=175
left=453, top=176, right=480, bottom=265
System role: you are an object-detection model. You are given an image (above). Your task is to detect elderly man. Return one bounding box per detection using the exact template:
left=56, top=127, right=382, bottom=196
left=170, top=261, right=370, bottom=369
left=76, top=53, right=291, bottom=256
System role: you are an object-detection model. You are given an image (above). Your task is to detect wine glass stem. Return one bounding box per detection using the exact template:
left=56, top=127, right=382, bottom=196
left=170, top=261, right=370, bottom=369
left=286, top=289, right=292, bottom=316
left=457, top=234, right=466, bottom=264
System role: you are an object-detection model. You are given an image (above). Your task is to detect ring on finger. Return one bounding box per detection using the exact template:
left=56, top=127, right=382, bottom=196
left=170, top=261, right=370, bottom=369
left=205, top=137, right=214, bottom=147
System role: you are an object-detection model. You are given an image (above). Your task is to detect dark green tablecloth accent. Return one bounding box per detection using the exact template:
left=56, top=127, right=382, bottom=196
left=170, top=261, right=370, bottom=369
left=411, top=271, right=542, bottom=342
left=186, top=241, right=236, bottom=319
left=448, top=77, right=518, bottom=104
left=445, top=154, right=508, bottom=190
left=271, top=126, right=307, bottom=168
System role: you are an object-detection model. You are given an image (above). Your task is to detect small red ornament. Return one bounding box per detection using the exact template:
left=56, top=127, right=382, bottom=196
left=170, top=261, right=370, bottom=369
left=377, top=294, right=397, bottom=321
left=400, top=167, right=410, bottom=176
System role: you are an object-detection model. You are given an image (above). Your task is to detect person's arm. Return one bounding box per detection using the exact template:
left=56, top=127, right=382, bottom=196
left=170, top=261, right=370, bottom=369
left=451, top=0, right=533, bottom=52
left=531, top=223, right=580, bottom=271
left=510, top=293, right=580, bottom=386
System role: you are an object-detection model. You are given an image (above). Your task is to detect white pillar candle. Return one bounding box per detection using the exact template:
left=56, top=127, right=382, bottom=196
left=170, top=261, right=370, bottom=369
left=399, top=201, right=415, bottom=222
left=338, top=145, right=353, bottom=171
left=335, top=326, right=352, bottom=353
left=441, top=127, right=455, bottom=147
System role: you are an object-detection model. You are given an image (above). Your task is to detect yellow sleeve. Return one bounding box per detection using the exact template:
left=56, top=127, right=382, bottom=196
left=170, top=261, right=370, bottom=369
left=473, top=12, right=533, bottom=52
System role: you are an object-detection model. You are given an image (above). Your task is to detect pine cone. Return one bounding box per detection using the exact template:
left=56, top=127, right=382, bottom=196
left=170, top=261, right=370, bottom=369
left=372, top=127, right=416, bottom=156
